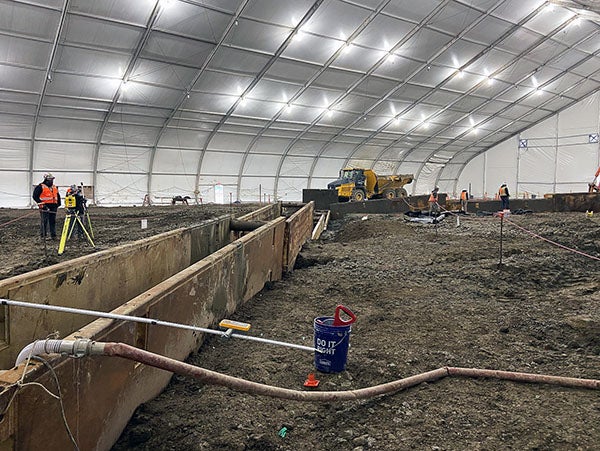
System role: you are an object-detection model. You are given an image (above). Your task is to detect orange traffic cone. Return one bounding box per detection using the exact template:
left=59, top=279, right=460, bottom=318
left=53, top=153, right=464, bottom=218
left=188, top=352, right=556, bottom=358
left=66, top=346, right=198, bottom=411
left=303, top=373, right=320, bottom=387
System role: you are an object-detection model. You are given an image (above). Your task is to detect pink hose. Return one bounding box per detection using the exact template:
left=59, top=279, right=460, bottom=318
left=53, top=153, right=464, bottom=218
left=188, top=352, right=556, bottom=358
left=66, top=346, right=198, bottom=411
left=102, top=343, right=600, bottom=401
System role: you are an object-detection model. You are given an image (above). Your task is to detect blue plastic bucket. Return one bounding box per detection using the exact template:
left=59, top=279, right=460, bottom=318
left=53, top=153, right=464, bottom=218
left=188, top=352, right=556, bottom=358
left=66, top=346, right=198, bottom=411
left=313, top=316, right=352, bottom=373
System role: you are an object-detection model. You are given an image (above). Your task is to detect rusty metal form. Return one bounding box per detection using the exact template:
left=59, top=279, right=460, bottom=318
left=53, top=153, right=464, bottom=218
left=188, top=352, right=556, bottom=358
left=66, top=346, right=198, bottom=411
left=283, top=201, right=315, bottom=272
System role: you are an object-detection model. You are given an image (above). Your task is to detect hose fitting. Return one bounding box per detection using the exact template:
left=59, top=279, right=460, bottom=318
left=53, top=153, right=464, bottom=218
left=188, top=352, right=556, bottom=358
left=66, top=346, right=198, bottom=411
left=15, top=339, right=106, bottom=366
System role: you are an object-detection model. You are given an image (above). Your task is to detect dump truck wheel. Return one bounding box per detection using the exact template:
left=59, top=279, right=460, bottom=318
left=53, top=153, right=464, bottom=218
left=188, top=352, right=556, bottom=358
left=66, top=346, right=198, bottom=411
left=396, top=188, right=408, bottom=197
left=351, top=189, right=365, bottom=202
left=383, top=189, right=395, bottom=199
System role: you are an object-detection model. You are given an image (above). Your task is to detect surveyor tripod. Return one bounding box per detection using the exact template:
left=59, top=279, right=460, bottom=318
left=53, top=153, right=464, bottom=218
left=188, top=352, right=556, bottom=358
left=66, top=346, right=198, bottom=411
left=58, top=195, right=95, bottom=255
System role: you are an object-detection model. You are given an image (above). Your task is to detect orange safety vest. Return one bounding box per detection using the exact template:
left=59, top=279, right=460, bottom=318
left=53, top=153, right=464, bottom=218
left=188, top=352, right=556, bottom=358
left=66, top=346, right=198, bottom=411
left=499, top=186, right=508, bottom=197
left=460, top=191, right=468, bottom=201
left=596, top=166, right=600, bottom=177
left=39, top=184, right=58, bottom=205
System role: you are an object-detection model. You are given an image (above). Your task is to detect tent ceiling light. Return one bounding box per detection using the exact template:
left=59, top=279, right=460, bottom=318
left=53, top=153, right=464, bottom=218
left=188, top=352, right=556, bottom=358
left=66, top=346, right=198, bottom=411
left=293, top=31, right=305, bottom=42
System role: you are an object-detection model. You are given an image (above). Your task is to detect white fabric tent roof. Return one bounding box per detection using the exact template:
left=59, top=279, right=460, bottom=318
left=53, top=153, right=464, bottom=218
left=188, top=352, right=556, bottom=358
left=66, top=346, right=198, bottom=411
left=0, top=0, right=599, bottom=206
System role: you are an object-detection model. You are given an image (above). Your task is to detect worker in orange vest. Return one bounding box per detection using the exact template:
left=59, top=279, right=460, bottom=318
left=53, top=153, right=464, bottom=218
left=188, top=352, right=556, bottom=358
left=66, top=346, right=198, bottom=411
left=498, top=183, right=510, bottom=210
left=428, top=187, right=440, bottom=216
left=460, top=189, right=469, bottom=214
left=32, top=173, right=61, bottom=240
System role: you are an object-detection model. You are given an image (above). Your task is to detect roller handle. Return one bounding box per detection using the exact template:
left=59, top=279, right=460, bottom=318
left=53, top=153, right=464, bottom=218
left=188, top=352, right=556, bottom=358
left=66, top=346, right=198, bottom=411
left=333, top=305, right=357, bottom=326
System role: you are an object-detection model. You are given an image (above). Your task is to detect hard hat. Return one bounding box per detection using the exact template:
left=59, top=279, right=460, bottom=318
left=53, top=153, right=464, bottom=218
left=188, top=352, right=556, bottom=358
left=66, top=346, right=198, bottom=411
left=44, top=173, right=55, bottom=180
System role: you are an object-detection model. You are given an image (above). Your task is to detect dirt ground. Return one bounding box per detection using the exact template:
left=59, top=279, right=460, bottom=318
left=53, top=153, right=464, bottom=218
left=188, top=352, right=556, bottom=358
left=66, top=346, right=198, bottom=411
left=1, top=205, right=600, bottom=450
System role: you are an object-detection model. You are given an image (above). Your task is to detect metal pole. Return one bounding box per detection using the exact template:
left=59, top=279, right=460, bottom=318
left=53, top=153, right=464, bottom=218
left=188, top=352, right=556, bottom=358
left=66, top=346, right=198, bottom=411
left=516, top=135, right=521, bottom=199
left=0, top=298, right=317, bottom=353
left=499, top=214, right=504, bottom=266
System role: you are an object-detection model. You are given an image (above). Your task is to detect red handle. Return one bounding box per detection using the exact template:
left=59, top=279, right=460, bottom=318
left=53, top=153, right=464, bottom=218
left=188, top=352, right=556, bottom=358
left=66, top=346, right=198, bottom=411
left=333, top=305, right=357, bottom=326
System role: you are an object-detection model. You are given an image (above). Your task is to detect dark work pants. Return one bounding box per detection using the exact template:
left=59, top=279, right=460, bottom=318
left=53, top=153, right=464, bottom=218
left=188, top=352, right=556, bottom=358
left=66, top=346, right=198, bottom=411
left=500, top=196, right=509, bottom=210
left=39, top=206, right=58, bottom=238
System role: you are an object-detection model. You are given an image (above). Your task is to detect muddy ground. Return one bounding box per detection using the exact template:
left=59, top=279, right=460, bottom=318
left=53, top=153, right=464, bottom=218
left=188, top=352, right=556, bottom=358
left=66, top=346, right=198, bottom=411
left=1, top=205, right=600, bottom=450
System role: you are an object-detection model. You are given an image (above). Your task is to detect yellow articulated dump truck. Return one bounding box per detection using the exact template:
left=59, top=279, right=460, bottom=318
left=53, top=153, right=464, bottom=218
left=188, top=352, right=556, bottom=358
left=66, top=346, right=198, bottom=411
left=327, top=167, right=414, bottom=202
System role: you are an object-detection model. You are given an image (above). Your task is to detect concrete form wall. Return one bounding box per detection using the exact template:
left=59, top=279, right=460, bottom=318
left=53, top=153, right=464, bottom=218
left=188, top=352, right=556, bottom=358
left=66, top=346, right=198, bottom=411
left=283, top=201, right=314, bottom=272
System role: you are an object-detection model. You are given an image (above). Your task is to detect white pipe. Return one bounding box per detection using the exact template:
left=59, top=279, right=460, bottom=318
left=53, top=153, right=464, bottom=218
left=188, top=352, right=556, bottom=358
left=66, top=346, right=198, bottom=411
left=1, top=299, right=317, bottom=353
left=16, top=340, right=65, bottom=366
left=15, top=339, right=107, bottom=366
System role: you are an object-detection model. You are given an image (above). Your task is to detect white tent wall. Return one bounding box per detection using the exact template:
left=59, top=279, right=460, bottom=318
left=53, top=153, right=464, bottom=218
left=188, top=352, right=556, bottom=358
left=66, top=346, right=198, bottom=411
left=458, top=138, right=518, bottom=199
left=0, top=137, right=29, bottom=206
left=151, top=174, right=197, bottom=203
left=455, top=156, right=485, bottom=199
left=0, top=172, right=29, bottom=207
left=279, top=155, right=313, bottom=179
left=416, top=162, right=446, bottom=195
left=95, top=172, right=148, bottom=206
left=458, top=92, right=600, bottom=199
left=309, top=156, right=348, bottom=188
left=239, top=176, right=275, bottom=204
left=277, top=177, right=308, bottom=201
